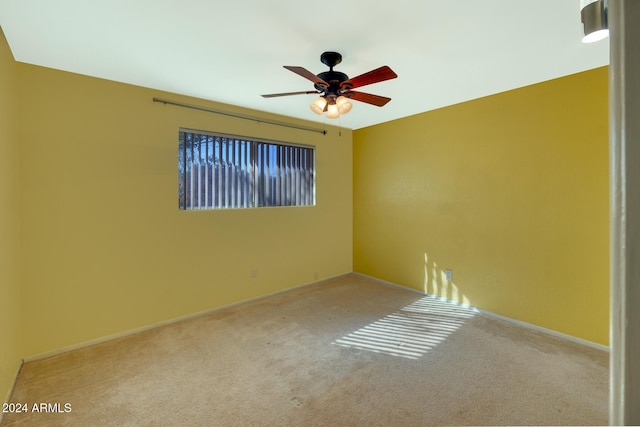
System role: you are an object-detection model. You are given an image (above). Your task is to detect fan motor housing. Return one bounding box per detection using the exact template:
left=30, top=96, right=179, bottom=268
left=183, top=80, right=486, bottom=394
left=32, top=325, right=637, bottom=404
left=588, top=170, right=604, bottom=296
left=315, top=71, right=349, bottom=94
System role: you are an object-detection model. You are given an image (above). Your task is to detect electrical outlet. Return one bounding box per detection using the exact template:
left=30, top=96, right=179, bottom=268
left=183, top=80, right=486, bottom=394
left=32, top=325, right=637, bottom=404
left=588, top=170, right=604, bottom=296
left=445, top=269, right=453, bottom=281
left=250, top=267, right=258, bottom=278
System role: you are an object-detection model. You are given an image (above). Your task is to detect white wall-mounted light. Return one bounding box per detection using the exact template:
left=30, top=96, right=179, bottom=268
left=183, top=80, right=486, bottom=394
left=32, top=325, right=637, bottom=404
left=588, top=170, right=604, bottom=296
left=581, top=0, right=608, bottom=43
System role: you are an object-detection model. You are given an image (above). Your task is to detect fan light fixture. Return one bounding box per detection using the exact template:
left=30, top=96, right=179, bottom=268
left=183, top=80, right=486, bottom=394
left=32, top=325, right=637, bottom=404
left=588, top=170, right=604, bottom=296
left=310, top=97, right=327, bottom=115
left=310, top=96, right=352, bottom=119
left=581, top=0, right=608, bottom=43
left=336, top=96, right=353, bottom=114
left=326, top=102, right=340, bottom=119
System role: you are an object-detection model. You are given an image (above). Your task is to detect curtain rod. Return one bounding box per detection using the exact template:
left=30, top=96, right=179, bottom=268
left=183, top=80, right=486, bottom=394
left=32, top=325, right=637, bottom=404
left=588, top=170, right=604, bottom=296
left=152, top=97, right=327, bottom=135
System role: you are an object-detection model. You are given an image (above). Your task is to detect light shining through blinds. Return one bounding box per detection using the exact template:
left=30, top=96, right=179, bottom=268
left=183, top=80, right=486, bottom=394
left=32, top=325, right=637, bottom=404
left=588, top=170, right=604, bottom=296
left=179, top=130, right=315, bottom=210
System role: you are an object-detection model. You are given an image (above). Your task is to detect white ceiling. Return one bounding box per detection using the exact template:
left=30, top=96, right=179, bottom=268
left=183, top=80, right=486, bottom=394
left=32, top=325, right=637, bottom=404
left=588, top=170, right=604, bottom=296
left=0, top=0, right=609, bottom=130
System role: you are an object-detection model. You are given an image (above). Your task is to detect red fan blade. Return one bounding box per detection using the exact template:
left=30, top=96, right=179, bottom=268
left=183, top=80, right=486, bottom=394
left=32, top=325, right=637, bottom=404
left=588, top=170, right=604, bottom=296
left=283, top=66, right=329, bottom=88
left=342, top=66, right=397, bottom=89
left=261, top=90, right=320, bottom=98
left=344, top=91, right=391, bottom=107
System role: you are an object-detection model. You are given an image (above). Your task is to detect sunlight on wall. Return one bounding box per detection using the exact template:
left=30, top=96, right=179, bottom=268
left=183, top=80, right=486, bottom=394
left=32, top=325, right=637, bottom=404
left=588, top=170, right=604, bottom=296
left=353, top=67, right=609, bottom=345
left=333, top=294, right=477, bottom=359
left=424, top=253, right=471, bottom=306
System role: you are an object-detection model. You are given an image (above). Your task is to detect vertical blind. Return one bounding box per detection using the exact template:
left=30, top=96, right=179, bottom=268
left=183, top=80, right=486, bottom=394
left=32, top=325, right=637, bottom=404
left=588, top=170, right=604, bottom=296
left=179, top=130, right=315, bottom=210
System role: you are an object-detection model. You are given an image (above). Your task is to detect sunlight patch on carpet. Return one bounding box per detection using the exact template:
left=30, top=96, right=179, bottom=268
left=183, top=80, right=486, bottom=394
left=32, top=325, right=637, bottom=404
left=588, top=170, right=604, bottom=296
left=333, top=296, right=477, bottom=359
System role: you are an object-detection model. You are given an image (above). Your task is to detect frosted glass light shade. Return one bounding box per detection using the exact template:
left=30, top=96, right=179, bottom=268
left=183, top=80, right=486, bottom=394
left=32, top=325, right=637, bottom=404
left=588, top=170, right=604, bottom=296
left=326, top=103, right=340, bottom=119
left=310, top=97, right=327, bottom=115
left=583, top=28, right=609, bottom=43
left=336, top=96, right=352, bottom=114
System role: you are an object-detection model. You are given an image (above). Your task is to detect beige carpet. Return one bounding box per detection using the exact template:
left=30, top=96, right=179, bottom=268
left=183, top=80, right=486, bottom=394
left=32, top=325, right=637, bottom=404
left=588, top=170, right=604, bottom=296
left=1, top=274, right=608, bottom=426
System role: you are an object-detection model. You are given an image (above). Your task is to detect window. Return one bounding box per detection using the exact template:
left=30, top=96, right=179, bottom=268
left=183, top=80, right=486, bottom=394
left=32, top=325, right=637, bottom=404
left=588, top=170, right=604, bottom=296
left=178, top=129, right=315, bottom=210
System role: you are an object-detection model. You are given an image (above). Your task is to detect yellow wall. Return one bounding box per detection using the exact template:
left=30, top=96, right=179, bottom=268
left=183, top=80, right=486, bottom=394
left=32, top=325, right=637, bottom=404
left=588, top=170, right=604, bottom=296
left=17, top=64, right=352, bottom=357
left=354, top=68, right=609, bottom=345
left=0, top=28, right=23, bottom=401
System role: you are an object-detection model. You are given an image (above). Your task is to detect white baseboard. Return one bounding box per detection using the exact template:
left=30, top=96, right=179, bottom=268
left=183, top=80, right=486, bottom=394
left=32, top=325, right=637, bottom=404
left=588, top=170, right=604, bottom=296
left=22, top=271, right=608, bottom=363
left=353, top=272, right=428, bottom=296
left=23, top=272, right=352, bottom=363
left=477, top=309, right=609, bottom=352
left=354, top=272, right=609, bottom=352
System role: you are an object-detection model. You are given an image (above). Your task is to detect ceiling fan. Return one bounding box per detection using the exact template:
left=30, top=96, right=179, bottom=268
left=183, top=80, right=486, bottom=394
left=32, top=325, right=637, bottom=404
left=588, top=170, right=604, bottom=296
left=261, top=51, right=398, bottom=119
